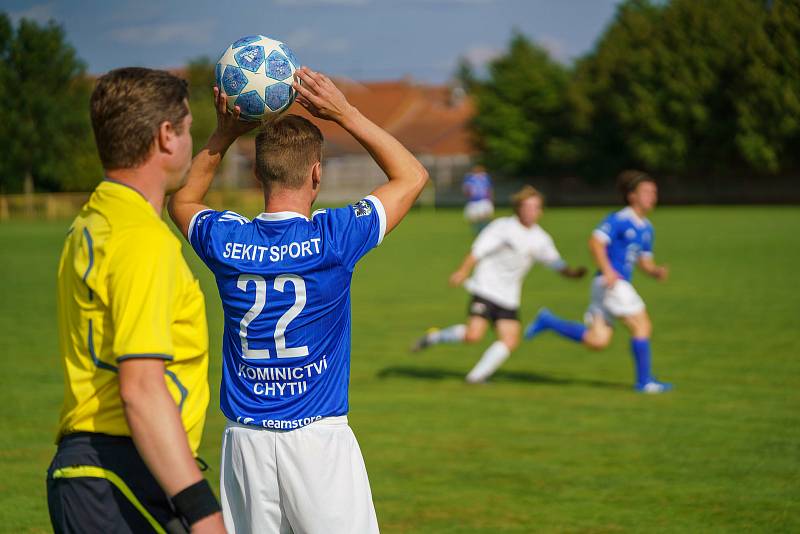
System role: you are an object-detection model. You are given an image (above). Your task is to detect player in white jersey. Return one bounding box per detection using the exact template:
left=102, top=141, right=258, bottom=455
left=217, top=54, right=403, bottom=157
left=411, top=186, right=586, bottom=383
left=169, top=67, right=429, bottom=533
left=523, top=171, right=671, bottom=393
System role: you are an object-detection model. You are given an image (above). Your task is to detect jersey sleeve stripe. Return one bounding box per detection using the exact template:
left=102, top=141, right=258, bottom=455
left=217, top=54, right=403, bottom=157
left=365, top=194, right=387, bottom=246
left=187, top=209, right=215, bottom=240
left=116, top=353, right=174, bottom=363
left=591, top=229, right=611, bottom=244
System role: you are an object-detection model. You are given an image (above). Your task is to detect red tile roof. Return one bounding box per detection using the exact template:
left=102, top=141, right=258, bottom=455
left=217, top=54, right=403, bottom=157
left=238, top=78, right=475, bottom=158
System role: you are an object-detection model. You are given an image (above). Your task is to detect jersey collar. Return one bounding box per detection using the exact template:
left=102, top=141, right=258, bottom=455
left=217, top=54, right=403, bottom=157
left=256, top=211, right=309, bottom=222
left=619, top=206, right=648, bottom=228
left=97, top=178, right=157, bottom=217
left=513, top=216, right=539, bottom=232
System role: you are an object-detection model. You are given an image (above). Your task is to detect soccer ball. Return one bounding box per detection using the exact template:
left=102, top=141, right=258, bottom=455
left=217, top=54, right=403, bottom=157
left=215, top=35, right=301, bottom=121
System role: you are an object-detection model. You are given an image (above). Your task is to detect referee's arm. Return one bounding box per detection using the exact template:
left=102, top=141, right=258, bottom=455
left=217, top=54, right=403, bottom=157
left=119, top=361, right=224, bottom=532
left=111, top=233, right=225, bottom=533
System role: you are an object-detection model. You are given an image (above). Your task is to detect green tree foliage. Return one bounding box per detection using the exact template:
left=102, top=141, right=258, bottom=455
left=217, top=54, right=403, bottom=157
left=186, top=56, right=217, bottom=153
left=469, top=0, right=800, bottom=182
left=732, top=0, right=800, bottom=172
left=470, top=33, right=570, bottom=177
left=0, top=13, right=101, bottom=193
left=454, top=57, right=477, bottom=93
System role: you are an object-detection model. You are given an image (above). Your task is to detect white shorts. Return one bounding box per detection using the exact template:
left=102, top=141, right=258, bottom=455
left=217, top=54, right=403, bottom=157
left=220, top=416, right=379, bottom=534
left=464, top=199, right=494, bottom=222
left=587, top=276, right=646, bottom=325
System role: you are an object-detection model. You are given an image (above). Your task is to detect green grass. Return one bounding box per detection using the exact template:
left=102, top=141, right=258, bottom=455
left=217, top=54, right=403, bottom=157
left=1, top=206, right=798, bottom=533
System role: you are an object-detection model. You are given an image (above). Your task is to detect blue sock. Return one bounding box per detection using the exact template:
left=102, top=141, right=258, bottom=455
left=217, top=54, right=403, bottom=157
left=540, top=310, right=586, bottom=342
left=631, top=338, right=652, bottom=385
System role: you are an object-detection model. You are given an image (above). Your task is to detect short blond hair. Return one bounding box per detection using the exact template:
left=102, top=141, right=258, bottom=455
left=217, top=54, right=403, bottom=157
left=255, top=114, right=324, bottom=190
left=511, top=185, right=544, bottom=211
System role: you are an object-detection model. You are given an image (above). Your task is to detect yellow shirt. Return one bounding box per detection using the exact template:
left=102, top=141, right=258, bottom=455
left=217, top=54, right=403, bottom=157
left=55, top=180, right=210, bottom=454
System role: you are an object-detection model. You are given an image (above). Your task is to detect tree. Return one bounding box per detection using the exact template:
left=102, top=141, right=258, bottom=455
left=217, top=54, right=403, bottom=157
left=565, top=0, right=799, bottom=178
left=0, top=13, right=101, bottom=193
left=453, top=56, right=476, bottom=93
left=468, top=0, right=800, bottom=185
left=185, top=56, right=218, bottom=152
left=470, top=32, right=570, bottom=178
left=732, top=0, right=800, bottom=173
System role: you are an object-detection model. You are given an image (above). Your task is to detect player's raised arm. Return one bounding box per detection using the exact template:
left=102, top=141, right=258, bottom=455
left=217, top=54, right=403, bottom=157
left=292, top=66, right=429, bottom=235
left=169, top=87, right=258, bottom=238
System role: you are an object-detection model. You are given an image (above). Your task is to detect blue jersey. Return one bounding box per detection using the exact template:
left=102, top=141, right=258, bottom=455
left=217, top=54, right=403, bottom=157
left=188, top=196, right=387, bottom=430
left=463, top=172, right=492, bottom=202
left=592, top=207, right=654, bottom=282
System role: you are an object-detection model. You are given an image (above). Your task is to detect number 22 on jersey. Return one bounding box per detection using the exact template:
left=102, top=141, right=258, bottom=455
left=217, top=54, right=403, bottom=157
left=237, top=274, right=309, bottom=360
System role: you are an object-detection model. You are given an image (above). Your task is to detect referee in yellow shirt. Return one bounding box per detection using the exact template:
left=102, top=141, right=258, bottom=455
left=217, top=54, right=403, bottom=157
left=47, top=68, right=228, bottom=533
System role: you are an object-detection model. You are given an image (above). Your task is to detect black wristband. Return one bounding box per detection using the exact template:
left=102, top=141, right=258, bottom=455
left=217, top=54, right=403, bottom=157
left=171, top=479, right=220, bottom=526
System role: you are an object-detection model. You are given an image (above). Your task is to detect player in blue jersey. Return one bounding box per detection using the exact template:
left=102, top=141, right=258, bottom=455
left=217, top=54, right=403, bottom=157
left=462, top=165, right=494, bottom=233
left=169, top=66, right=428, bottom=533
left=523, top=171, right=672, bottom=394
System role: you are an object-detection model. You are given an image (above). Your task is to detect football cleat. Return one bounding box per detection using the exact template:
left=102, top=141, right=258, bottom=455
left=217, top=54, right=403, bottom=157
left=523, top=308, right=551, bottom=340
left=635, top=380, right=673, bottom=394
left=410, top=328, right=438, bottom=353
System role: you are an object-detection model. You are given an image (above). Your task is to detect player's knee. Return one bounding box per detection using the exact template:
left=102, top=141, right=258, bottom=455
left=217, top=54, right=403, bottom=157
left=585, top=338, right=607, bottom=351
left=464, top=331, right=483, bottom=344
left=585, top=329, right=611, bottom=350
left=633, top=317, right=652, bottom=338
left=502, top=337, right=520, bottom=351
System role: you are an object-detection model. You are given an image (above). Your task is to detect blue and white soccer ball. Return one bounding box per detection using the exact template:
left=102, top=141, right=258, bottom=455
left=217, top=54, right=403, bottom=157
left=215, top=35, right=301, bottom=121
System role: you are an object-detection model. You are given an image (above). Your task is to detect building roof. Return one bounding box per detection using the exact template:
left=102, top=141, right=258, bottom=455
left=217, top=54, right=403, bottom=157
left=238, top=78, right=475, bottom=159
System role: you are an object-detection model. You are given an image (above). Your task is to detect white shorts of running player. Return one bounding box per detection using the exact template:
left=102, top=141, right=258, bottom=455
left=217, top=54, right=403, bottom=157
left=587, top=276, right=646, bottom=325
left=220, top=416, right=379, bottom=534
left=464, top=199, right=494, bottom=223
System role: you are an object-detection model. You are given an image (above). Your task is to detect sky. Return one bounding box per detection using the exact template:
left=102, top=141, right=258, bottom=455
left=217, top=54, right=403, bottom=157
left=4, top=0, right=622, bottom=83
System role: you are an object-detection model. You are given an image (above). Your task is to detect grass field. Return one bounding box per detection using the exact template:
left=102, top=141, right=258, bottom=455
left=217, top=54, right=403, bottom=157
left=1, top=205, right=799, bottom=533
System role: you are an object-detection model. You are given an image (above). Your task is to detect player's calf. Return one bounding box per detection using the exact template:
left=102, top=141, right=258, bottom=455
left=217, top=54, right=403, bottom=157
left=465, top=341, right=511, bottom=384
left=410, top=324, right=467, bottom=352
left=583, top=319, right=612, bottom=350
left=524, top=308, right=588, bottom=344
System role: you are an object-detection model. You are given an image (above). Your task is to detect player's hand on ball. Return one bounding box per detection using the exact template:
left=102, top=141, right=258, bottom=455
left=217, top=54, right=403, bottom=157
left=292, top=67, right=354, bottom=124
left=213, top=86, right=259, bottom=138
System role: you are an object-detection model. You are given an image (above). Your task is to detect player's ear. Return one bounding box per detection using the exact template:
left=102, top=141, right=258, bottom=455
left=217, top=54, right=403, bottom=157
left=311, top=161, right=321, bottom=190
left=157, top=121, right=175, bottom=155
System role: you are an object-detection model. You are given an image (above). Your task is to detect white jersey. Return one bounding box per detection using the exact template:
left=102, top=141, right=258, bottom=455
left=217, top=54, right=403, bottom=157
left=465, top=216, right=564, bottom=310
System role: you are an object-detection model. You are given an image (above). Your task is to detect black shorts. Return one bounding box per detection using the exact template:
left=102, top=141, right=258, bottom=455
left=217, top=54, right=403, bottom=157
left=47, top=432, right=189, bottom=534
left=468, top=295, right=519, bottom=323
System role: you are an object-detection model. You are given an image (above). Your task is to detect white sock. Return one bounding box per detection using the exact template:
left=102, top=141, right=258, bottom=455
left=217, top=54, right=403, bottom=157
left=465, top=341, right=511, bottom=383
left=429, top=324, right=467, bottom=345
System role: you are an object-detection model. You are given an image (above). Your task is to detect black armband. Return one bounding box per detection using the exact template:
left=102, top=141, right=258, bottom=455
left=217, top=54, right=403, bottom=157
left=171, top=479, right=220, bottom=526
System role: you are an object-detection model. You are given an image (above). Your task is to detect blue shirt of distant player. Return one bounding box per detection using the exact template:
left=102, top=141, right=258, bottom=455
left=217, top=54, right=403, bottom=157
left=592, top=206, right=654, bottom=282
left=463, top=171, right=492, bottom=202
left=188, top=196, right=386, bottom=430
